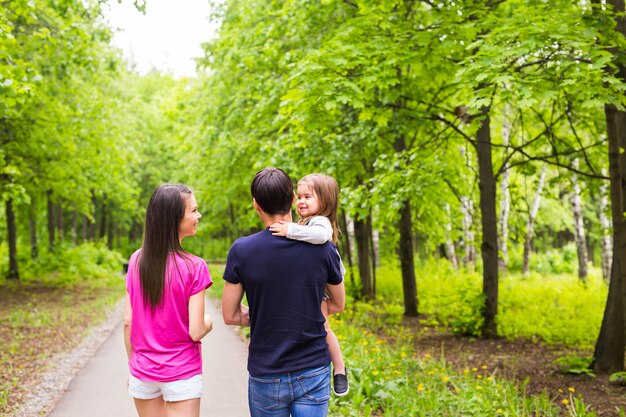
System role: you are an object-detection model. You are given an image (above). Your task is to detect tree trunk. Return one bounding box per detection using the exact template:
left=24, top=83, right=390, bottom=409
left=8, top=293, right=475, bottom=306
left=82, top=214, right=89, bottom=242
left=56, top=201, right=64, bottom=243
left=522, top=164, right=547, bottom=274
left=571, top=159, right=589, bottom=280
left=599, top=168, right=612, bottom=281
left=29, top=206, right=38, bottom=259
left=398, top=200, right=418, bottom=316
left=338, top=211, right=354, bottom=284
left=444, top=203, right=458, bottom=268
left=47, top=190, right=56, bottom=253
left=354, top=215, right=374, bottom=299
left=593, top=103, right=626, bottom=373
left=475, top=105, right=499, bottom=338
left=99, top=203, right=107, bottom=240
left=460, top=196, right=476, bottom=266
left=6, top=199, right=19, bottom=279
left=498, top=114, right=512, bottom=272
left=71, top=209, right=78, bottom=245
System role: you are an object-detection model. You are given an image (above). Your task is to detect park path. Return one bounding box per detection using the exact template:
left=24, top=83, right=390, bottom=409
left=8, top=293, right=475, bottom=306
left=47, top=298, right=250, bottom=417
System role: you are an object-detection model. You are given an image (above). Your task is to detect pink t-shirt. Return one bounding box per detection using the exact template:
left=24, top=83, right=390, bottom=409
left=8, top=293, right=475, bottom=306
left=126, top=250, right=213, bottom=382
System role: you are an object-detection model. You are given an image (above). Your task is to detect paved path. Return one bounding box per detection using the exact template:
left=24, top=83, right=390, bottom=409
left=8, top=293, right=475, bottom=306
left=48, top=299, right=250, bottom=417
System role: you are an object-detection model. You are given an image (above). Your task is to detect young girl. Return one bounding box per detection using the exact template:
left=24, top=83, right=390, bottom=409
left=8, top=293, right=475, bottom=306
left=124, top=184, right=213, bottom=417
left=269, top=173, right=349, bottom=396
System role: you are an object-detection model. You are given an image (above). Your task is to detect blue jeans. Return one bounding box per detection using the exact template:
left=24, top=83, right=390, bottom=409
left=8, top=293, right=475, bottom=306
left=248, top=364, right=331, bottom=417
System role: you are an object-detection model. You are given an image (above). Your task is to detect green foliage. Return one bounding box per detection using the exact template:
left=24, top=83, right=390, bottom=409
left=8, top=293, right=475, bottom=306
left=554, top=355, right=595, bottom=377
left=325, top=303, right=587, bottom=417
left=18, top=242, right=124, bottom=287
left=372, top=259, right=606, bottom=347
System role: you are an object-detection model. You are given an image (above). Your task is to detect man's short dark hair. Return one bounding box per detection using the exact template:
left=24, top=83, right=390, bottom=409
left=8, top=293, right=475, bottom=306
left=251, top=168, right=294, bottom=215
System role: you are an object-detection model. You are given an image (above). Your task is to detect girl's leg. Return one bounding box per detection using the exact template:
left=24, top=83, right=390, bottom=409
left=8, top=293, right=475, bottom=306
left=166, top=398, right=201, bottom=417
left=321, top=301, right=345, bottom=375
left=134, top=397, right=167, bottom=417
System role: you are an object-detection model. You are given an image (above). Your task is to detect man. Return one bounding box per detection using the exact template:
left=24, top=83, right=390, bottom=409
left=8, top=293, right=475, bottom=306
left=222, top=167, right=345, bottom=417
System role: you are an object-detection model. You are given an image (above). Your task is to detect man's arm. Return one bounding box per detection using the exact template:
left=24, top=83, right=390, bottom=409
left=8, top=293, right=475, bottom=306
left=222, top=282, right=250, bottom=327
left=325, top=281, right=345, bottom=315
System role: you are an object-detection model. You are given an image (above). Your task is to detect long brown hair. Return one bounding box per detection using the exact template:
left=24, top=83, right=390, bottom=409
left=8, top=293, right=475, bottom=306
left=139, top=184, right=192, bottom=310
left=298, top=174, right=340, bottom=244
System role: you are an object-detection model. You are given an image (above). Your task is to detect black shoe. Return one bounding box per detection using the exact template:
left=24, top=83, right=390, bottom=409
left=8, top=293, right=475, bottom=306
left=333, top=368, right=349, bottom=396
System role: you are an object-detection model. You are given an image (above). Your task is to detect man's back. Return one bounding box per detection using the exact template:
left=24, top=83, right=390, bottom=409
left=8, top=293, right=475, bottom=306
left=223, top=228, right=343, bottom=376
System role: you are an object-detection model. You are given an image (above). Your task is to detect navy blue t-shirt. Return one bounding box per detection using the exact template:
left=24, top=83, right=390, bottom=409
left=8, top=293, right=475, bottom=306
left=223, top=228, right=343, bottom=376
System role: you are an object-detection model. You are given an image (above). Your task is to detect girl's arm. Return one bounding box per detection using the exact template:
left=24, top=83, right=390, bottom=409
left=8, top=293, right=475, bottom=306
left=189, top=290, right=213, bottom=341
left=270, top=216, right=332, bottom=244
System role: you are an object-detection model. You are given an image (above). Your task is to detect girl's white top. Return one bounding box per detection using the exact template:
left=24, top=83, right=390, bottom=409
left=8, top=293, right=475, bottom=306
left=287, top=216, right=346, bottom=277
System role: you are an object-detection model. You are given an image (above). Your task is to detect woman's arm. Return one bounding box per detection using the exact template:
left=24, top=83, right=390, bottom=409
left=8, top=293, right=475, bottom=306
left=189, top=290, right=213, bottom=341
left=123, top=293, right=132, bottom=360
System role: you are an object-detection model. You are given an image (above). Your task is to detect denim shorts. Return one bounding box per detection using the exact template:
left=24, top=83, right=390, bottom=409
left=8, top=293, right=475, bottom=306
left=248, top=364, right=331, bottom=417
left=128, top=373, right=203, bottom=402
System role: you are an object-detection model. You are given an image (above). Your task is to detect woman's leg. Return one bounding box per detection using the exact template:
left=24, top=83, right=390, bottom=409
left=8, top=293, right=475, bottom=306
left=166, top=398, right=201, bottom=417
left=134, top=397, right=167, bottom=417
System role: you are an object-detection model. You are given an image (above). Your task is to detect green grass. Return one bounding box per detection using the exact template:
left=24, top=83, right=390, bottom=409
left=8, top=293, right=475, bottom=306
left=207, top=260, right=606, bottom=416
left=0, top=243, right=126, bottom=415
left=375, top=258, right=606, bottom=347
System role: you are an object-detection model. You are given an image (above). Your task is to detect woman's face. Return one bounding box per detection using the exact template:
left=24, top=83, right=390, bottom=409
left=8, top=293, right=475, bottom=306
left=296, top=182, right=320, bottom=218
left=179, top=193, right=202, bottom=241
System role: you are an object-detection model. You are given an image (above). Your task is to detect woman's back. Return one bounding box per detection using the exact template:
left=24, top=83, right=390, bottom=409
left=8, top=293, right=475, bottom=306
left=126, top=250, right=212, bottom=382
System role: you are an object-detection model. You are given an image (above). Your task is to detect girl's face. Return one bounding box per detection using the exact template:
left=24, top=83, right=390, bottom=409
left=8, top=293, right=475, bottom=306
left=179, top=193, right=202, bottom=241
left=296, top=182, right=320, bottom=217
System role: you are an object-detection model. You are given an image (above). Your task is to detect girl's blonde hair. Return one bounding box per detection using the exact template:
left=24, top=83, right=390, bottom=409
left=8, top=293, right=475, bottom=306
left=298, top=173, right=340, bottom=244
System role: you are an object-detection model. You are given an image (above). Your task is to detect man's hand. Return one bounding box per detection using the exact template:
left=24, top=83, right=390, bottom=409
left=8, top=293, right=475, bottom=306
left=269, top=220, right=290, bottom=236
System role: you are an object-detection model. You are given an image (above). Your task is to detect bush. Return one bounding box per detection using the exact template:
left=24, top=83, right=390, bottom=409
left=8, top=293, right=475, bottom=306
left=20, top=242, right=125, bottom=287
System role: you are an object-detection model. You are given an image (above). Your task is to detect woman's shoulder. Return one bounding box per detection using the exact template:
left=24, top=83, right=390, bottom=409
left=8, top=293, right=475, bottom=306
left=175, top=252, right=208, bottom=268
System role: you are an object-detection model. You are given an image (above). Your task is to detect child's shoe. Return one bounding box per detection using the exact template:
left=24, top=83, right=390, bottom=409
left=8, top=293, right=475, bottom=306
left=333, top=368, right=349, bottom=396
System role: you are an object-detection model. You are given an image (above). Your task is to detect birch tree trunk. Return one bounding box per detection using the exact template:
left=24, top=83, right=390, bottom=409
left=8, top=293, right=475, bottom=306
left=571, top=159, right=589, bottom=280
left=599, top=168, right=612, bottom=281
left=461, top=196, right=476, bottom=266
left=522, top=164, right=547, bottom=274
left=444, top=203, right=458, bottom=268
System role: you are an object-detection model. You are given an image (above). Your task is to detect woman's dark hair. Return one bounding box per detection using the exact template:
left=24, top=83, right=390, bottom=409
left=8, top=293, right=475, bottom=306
left=139, top=184, right=192, bottom=310
left=251, top=168, right=294, bottom=215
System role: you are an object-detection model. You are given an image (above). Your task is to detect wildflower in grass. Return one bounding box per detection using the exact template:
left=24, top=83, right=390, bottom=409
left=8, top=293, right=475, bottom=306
left=472, top=367, right=478, bottom=372
left=372, top=371, right=379, bottom=376
left=417, top=384, right=424, bottom=392
left=372, top=347, right=380, bottom=353
left=477, top=374, right=482, bottom=379
left=562, top=399, right=569, bottom=405
left=496, top=409, right=503, bottom=414
left=464, top=369, right=469, bottom=374
left=568, top=387, right=575, bottom=393
left=476, top=385, right=482, bottom=390
left=424, top=354, right=431, bottom=359
left=487, top=376, right=493, bottom=381
left=481, top=365, right=488, bottom=370
left=375, top=340, right=384, bottom=345
left=443, top=376, right=449, bottom=383
left=401, top=352, right=406, bottom=359
left=428, top=371, right=434, bottom=375
left=558, top=389, right=563, bottom=393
